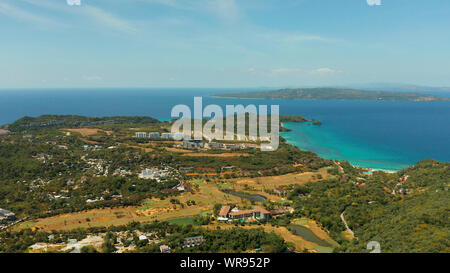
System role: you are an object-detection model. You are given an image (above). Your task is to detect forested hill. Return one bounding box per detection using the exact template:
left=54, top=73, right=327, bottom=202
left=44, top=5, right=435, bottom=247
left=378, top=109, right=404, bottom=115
left=343, top=159, right=449, bottom=253
left=215, top=88, right=450, bottom=101
left=7, top=115, right=161, bottom=132
left=290, top=159, right=449, bottom=253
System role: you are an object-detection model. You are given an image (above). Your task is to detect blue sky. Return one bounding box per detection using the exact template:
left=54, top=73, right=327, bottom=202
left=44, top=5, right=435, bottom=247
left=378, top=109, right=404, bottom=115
left=1, top=0, right=450, bottom=88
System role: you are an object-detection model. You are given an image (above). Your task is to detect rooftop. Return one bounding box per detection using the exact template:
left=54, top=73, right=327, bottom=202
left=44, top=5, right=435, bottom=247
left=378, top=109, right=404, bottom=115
left=228, top=206, right=270, bottom=217
left=218, top=206, right=231, bottom=217
left=0, top=209, right=14, bottom=217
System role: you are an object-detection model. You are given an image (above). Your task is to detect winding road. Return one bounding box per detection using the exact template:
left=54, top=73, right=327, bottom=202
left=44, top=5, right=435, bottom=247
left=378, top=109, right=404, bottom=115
left=340, top=211, right=357, bottom=240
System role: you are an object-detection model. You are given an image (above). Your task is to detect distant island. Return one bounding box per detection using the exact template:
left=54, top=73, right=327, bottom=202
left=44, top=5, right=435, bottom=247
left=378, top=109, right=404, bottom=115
left=214, top=88, right=450, bottom=101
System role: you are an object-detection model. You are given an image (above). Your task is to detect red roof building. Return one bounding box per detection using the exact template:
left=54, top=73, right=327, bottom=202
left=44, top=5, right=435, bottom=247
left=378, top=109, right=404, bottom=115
left=219, top=205, right=231, bottom=217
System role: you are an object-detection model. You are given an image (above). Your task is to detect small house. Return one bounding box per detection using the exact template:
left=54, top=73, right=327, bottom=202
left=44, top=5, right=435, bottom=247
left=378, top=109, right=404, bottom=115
left=160, top=245, right=171, bottom=253
left=183, top=139, right=204, bottom=149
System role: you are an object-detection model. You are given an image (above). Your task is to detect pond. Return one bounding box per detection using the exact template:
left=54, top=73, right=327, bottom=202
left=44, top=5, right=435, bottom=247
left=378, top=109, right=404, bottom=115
left=223, top=190, right=267, bottom=202
left=288, top=224, right=332, bottom=247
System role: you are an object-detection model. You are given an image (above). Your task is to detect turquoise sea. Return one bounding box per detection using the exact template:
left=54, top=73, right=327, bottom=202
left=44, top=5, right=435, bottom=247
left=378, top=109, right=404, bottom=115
left=281, top=122, right=410, bottom=171
left=0, top=88, right=449, bottom=171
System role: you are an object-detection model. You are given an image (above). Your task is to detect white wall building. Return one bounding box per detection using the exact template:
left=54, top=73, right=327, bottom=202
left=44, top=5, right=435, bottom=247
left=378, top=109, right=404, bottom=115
left=135, top=132, right=147, bottom=138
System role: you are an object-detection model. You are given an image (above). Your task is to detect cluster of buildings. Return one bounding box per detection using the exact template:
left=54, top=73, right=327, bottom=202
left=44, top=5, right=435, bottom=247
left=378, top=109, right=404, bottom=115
left=399, top=175, right=410, bottom=182
left=84, top=158, right=109, bottom=177
left=182, top=140, right=259, bottom=150
left=183, top=139, right=204, bottom=149
left=217, top=205, right=288, bottom=222
left=183, top=236, right=205, bottom=248
left=135, top=131, right=262, bottom=152
left=159, top=236, right=205, bottom=252
left=113, top=169, right=131, bottom=176
left=135, top=132, right=185, bottom=140
left=393, top=175, right=412, bottom=195
left=218, top=206, right=271, bottom=221
left=138, top=167, right=174, bottom=182
left=207, top=142, right=258, bottom=150
left=82, top=144, right=103, bottom=151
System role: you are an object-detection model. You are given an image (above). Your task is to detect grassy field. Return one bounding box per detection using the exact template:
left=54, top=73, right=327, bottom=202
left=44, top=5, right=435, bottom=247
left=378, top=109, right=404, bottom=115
left=64, top=128, right=113, bottom=137
left=119, top=143, right=154, bottom=152
left=313, top=246, right=334, bottom=253
left=16, top=221, right=37, bottom=230
left=292, top=217, right=339, bottom=247
left=218, top=184, right=233, bottom=190
left=294, top=219, right=309, bottom=226
left=342, top=230, right=355, bottom=241
left=227, top=167, right=331, bottom=192
left=165, top=217, right=195, bottom=226
left=15, top=205, right=208, bottom=232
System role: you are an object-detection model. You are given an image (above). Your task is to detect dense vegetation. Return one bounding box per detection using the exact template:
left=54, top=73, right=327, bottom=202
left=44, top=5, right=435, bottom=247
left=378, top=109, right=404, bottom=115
left=8, top=115, right=161, bottom=132
left=289, top=159, right=449, bottom=253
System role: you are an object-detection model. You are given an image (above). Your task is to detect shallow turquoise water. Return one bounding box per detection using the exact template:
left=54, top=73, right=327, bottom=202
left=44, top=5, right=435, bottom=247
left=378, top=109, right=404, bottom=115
left=281, top=122, right=411, bottom=171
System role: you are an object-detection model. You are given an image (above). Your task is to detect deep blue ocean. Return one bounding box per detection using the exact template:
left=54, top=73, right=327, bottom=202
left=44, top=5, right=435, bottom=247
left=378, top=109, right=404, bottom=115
left=1, top=88, right=449, bottom=171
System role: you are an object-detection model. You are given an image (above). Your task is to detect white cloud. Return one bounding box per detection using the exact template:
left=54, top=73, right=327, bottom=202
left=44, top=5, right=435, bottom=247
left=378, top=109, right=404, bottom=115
left=141, top=0, right=180, bottom=8
left=141, top=0, right=241, bottom=22
left=83, top=75, right=102, bottom=81
left=258, top=32, right=332, bottom=46
left=270, top=67, right=341, bottom=76
left=271, top=68, right=304, bottom=74
left=208, top=0, right=240, bottom=22
left=20, top=0, right=137, bottom=34
left=81, top=5, right=137, bottom=34
left=310, top=68, right=341, bottom=75
left=283, top=34, right=328, bottom=43
left=367, top=0, right=382, bottom=6
left=0, top=2, right=58, bottom=26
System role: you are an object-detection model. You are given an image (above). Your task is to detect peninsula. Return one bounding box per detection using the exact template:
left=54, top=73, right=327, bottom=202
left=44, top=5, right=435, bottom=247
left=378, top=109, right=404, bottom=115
left=214, top=88, right=450, bottom=102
